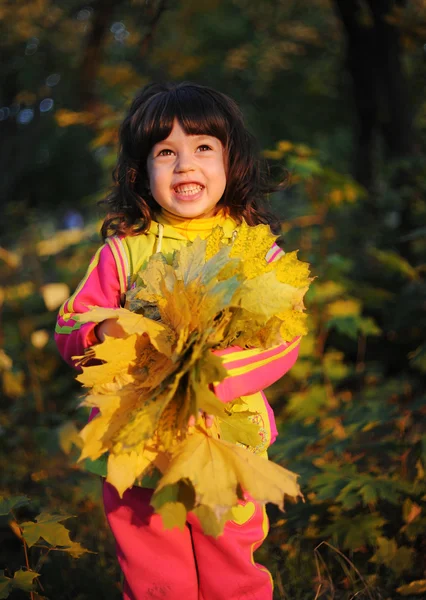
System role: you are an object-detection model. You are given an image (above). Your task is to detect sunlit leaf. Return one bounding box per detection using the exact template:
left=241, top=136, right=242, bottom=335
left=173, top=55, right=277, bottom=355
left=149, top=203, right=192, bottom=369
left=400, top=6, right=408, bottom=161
left=153, top=428, right=301, bottom=534
left=20, top=512, right=90, bottom=557
left=397, top=580, right=426, bottom=596
left=10, top=569, right=40, bottom=593
left=41, top=283, right=70, bottom=311
left=2, top=371, right=25, bottom=398
left=58, top=421, right=83, bottom=454
left=31, top=329, right=49, bottom=349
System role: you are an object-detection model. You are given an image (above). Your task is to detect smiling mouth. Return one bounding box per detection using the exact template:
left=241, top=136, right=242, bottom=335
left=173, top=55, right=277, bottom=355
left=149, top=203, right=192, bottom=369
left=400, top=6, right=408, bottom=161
left=173, top=183, right=204, bottom=196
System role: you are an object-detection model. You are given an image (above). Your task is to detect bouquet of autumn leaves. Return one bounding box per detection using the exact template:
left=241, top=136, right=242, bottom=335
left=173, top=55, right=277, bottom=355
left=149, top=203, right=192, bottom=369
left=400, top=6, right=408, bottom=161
left=76, top=223, right=312, bottom=535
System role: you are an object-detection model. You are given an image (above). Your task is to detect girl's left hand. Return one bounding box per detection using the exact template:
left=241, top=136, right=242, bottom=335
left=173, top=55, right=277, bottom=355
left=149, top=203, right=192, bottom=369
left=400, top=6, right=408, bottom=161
left=188, top=412, right=214, bottom=428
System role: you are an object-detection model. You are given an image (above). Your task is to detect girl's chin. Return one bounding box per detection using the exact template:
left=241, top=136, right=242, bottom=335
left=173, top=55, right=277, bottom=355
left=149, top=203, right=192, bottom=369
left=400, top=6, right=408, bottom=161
left=166, top=201, right=219, bottom=219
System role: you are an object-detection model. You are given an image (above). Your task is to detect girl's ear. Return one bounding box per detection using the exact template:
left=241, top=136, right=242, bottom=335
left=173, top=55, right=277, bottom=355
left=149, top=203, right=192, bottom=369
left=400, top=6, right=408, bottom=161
left=127, top=168, right=137, bottom=185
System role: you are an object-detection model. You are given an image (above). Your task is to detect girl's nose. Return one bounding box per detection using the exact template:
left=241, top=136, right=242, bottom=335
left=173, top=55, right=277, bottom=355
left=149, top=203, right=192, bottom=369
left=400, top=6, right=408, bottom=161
left=174, top=151, right=195, bottom=173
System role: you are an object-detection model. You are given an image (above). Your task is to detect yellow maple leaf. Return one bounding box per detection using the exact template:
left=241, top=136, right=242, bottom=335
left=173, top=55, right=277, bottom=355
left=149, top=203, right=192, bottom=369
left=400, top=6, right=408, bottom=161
left=137, top=253, right=176, bottom=298
left=132, top=345, right=176, bottom=392
left=78, top=392, right=134, bottom=461
left=173, top=237, right=207, bottom=284
left=274, top=251, right=312, bottom=289
left=76, top=335, right=138, bottom=388
left=205, top=225, right=225, bottom=261
left=156, top=502, right=188, bottom=530
left=218, top=406, right=261, bottom=448
left=278, top=309, right=309, bottom=341
left=158, top=280, right=191, bottom=342
left=236, top=272, right=305, bottom=319
left=191, top=505, right=234, bottom=537
left=77, top=307, right=175, bottom=356
left=156, top=393, right=188, bottom=450
left=107, top=447, right=160, bottom=497
left=229, top=221, right=277, bottom=279
left=154, top=429, right=301, bottom=531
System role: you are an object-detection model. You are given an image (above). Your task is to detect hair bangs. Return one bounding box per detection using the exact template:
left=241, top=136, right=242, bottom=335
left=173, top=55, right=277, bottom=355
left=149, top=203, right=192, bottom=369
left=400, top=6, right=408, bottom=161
left=135, top=93, right=176, bottom=156
left=135, top=85, right=230, bottom=157
left=174, top=86, right=230, bottom=148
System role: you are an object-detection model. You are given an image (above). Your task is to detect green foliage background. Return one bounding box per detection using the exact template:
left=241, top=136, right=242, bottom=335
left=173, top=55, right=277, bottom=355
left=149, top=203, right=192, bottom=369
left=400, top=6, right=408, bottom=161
left=0, top=1, right=425, bottom=598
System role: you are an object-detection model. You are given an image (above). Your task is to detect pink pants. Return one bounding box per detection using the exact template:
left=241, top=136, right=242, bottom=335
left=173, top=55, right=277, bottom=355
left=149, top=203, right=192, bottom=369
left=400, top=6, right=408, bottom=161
left=103, top=481, right=273, bottom=600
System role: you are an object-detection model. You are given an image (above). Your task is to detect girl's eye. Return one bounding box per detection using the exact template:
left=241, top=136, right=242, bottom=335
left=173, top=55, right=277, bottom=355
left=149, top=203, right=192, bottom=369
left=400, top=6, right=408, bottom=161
left=158, top=149, right=174, bottom=156
left=197, top=144, right=212, bottom=152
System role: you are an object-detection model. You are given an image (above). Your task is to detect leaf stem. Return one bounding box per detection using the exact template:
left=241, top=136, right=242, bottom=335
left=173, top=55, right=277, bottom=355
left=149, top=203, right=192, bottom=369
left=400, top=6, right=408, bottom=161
left=22, top=538, right=35, bottom=600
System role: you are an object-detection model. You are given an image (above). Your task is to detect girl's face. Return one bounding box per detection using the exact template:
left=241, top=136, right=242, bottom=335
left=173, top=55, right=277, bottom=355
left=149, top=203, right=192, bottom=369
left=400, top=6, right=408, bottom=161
left=147, top=120, right=227, bottom=219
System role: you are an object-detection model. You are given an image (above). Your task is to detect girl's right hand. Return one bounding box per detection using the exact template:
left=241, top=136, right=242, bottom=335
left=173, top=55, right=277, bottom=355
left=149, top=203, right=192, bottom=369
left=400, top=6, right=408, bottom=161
left=95, top=318, right=126, bottom=342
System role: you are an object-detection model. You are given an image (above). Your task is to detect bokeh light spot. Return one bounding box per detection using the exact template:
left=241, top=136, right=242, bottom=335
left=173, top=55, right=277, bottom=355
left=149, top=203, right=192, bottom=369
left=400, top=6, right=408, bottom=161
left=25, top=37, right=39, bottom=55
left=17, top=108, right=34, bottom=125
left=46, top=73, right=61, bottom=87
left=111, top=22, right=125, bottom=34
left=77, top=7, right=93, bottom=20
left=40, top=98, right=54, bottom=113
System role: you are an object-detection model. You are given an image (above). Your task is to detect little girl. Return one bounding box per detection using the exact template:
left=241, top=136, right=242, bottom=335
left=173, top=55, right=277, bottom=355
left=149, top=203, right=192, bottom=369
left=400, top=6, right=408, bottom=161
left=55, top=82, right=300, bottom=600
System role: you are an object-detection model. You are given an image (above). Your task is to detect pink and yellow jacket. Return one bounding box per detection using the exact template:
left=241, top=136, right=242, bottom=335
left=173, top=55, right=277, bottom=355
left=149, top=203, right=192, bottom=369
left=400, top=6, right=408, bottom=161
left=55, top=213, right=300, bottom=472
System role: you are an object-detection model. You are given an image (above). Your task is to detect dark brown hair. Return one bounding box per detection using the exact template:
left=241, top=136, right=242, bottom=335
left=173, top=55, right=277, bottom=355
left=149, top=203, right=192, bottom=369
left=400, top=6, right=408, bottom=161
left=100, top=82, right=284, bottom=238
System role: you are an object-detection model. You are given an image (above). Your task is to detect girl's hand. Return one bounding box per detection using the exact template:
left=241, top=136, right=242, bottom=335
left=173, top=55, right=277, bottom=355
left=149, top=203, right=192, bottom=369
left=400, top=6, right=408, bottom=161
left=95, top=318, right=126, bottom=342
left=188, top=412, right=214, bottom=428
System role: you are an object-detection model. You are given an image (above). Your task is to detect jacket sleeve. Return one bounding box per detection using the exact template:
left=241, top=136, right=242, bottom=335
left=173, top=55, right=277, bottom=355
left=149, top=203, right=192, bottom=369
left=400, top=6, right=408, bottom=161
left=55, top=243, right=122, bottom=367
left=213, top=337, right=300, bottom=402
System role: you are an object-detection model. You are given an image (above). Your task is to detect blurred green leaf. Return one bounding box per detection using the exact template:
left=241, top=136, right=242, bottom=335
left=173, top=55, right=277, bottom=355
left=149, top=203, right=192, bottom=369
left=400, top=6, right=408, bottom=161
left=326, top=314, right=381, bottom=339
left=409, top=344, right=426, bottom=373
left=370, top=537, right=413, bottom=576
left=0, top=569, right=40, bottom=598
left=0, top=571, right=12, bottom=600
left=324, top=513, right=386, bottom=550
left=369, top=249, right=419, bottom=280
left=287, top=384, right=328, bottom=419
left=0, top=495, right=30, bottom=516
left=287, top=155, right=323, bottom=178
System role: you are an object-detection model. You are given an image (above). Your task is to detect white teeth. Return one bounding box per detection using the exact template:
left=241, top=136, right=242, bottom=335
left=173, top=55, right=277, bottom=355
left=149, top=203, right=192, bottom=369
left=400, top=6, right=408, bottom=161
left=174, top=184, right=203, bottom=194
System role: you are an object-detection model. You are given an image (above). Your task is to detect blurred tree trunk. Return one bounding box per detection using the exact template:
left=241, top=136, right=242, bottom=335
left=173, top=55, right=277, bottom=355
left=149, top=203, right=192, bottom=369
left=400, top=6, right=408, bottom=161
left=333, top=0, right=414, bottom=191
left=79, top=0, right=169, bottom=113
left=79, top=0, right=122, bottom=113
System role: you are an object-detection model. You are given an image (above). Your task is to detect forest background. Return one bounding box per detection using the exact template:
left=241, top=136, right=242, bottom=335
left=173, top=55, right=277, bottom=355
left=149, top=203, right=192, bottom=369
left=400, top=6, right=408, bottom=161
left=0, top=1, right=425, bottom=599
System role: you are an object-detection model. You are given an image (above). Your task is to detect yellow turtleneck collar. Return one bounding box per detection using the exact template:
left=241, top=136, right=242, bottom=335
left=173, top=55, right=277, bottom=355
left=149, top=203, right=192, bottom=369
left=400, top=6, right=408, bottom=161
left=156, top=208, right=234, bottom=241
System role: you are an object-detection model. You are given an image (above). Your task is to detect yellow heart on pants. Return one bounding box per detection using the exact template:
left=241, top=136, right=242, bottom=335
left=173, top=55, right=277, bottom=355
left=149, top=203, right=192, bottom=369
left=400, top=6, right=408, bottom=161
left=230, top=501, right=256, bottom=525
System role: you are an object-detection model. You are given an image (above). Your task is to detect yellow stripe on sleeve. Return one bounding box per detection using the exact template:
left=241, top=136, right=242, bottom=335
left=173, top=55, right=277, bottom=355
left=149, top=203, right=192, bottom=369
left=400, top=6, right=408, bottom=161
left=223, top=337, right=300, bottom=378
left=62, top=245, right=105, bottom=315
left=219, top=347, right=267, bottom=364
left=105, top=237, right=127, bottom=296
